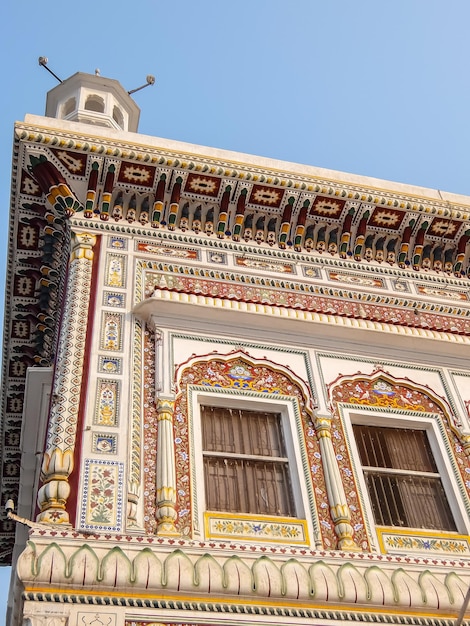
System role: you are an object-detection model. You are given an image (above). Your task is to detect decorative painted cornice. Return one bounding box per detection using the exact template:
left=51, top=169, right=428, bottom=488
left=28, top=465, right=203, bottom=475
left=138, top=260, right=470, bottom=329
left=13, top=122, right=470, bottom=217
left=17, top=535, right=470, bottom=621
left=135, top=289, right=470, bottom=344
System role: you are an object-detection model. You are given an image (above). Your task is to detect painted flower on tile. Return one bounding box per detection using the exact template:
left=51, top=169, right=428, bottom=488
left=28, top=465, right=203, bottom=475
left=89, top=466, right=116, bottom=524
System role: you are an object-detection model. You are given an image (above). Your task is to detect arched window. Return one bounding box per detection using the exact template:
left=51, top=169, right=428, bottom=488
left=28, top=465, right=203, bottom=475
left=84, top=94, right=105, bottom=113
left=112, top=105, right=124, bottom=128
left=62, top=97, right=76, bottom=117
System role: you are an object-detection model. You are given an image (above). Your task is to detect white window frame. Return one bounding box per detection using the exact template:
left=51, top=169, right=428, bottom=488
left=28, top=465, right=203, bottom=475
left=341, top=406, right=470, bottom=544
left=188, top=387, right=318, bottom=541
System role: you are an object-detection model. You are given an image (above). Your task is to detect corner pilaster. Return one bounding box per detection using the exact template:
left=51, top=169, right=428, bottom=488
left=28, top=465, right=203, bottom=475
left=37, top=232, right=97, bottom=524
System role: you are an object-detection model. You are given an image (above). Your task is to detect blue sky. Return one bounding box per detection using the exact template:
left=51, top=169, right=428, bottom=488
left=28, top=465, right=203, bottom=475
left=1, top=0, right=470, bottom=617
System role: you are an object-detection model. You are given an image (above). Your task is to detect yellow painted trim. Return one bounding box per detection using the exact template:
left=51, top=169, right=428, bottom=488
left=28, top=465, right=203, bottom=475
left=377, top=526, right=470, bottom=554
left=204, top=511, right=309, bottom=545
left=23, top=586, right=463, bottom=618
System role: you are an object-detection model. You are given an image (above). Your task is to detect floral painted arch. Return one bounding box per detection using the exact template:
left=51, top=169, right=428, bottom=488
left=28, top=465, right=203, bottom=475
left=174, top=349, right=316, bottom=417
left=328, top=368, right=460, bottom=430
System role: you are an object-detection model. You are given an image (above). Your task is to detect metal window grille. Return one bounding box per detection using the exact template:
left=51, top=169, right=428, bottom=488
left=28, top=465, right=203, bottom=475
left=201, top=405, right=295, bottom=516
left=353, top=424, right=456, bottom=531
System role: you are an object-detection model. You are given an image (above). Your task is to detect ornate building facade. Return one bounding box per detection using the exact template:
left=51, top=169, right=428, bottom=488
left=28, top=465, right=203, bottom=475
left=2, top=72, right=470, bottom=625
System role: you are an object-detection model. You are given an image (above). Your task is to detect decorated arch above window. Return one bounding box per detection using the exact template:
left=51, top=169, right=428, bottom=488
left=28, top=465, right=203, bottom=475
left=165, top=350, right=339, bottom=546
left=329, top=369, right=460, bottom=425
left=174, top=349, right=315, bottom=411
left=327, top=369, right=470, bottom=554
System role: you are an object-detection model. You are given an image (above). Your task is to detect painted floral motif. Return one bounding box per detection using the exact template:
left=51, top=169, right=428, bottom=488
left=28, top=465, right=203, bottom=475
left=329, top=271, right=383, bottom=288
left=104, top=292, right=125, bottom=308
left=90, top=468, right=115, bottom=522
left=142, top=330, right=158, bottom=535
left=417, top=285, right=468, bottom=301
left=349, top=379, right=426, bottom=411
left=392, top=279, right=410, bottom=292
left=198, top=359, right=289, bottom=393
left=145, top=270, right=470, bottom=335
left=94, top=380, right=119, bottom=426
left=98, top=357, right=122, bottom=374
left=126, top=622, right=193, bottom=626
left=235, top=256, right=294, bottom=274
left=301, top=266, right=321, bottom=278
left=106, top=255, right=125, bottom=287
left=101, top=313, right=122, bottom=351
left=208, top=515, right=307, bottom=543
left=82, top=460, right=123, bottom=530
left=208, top=251, right=227, bottom=264
left=228, top=364, right=252, bottom=380
left=137, top=242, right=199, bottom=259
left=324, top=417, right=370, bottom=551
left=93, top=433, right=117, bottom=454
left=109, top=236, right=127, bottom=250
left=382, top=533, right=470, bottom=555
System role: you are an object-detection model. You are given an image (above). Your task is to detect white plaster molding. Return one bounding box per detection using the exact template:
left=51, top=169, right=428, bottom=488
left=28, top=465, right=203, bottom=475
left=135, top=288, right=470, bottom=346
left=16, top=537, right=470, bottom=617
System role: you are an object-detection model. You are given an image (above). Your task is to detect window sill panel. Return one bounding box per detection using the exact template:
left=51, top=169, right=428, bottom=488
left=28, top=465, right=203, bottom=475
left=204, top=511, right=309, bottom=545
left=377, top=527, right=470, bottom=556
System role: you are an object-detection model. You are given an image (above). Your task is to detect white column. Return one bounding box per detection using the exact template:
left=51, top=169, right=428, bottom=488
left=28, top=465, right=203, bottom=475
left=314, top=410, right=359, bottom=551
left=155, top=396, right=178, bottom=535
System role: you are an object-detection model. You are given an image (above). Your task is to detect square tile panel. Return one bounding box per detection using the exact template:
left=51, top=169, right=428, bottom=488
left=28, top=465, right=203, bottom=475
left=81, top=459, right=124, bottom=531
left=92, top=433, right=117, bottom=454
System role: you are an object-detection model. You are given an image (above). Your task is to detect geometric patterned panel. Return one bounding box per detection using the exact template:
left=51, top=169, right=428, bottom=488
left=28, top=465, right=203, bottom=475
left=20, top=170, right=42, bottom=197
left=184, top=172, right=221, bottom=198
left=117, top=162, right=156, bottom=187
left=249, top=184, right=284, bottom=208
left=309, top=195, right=345, bottom=219
left=369, top=207, right=405, bottom=230
left=17, top=223, right=41, bottom=250
left=13, top=274, right=35, bottom=298
left=428, top=218, right=461, bottom=239
left=50, top=148, right=88, bottom=176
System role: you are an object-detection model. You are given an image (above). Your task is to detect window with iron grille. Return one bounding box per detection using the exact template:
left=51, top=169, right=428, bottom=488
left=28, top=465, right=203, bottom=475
left=353, top=424, right=456, bottom=531
left=201, top=405, right=295, bottom=516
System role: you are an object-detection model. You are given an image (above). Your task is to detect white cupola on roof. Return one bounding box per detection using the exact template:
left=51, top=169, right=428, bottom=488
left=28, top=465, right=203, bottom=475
left=45, top=71, right=141, bottom=132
